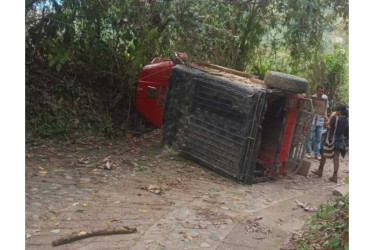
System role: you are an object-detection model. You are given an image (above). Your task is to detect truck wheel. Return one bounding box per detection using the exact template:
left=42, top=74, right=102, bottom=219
left=264, top=71, right=308, bottom=93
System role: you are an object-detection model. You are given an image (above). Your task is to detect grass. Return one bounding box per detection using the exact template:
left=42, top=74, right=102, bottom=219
left=296, top=178, right=349, bottom=250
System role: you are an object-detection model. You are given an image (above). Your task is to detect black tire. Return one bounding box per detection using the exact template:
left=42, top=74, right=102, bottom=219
left=264, top=71, right=308, bottom=93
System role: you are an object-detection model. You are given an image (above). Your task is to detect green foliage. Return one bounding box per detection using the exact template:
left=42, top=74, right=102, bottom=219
left=26, top=0, right=348, bottom=72
left=25, top=0, right=349, bottom=138
left=344, top=242, right=349, bottom=250
left=297, top=180, right=349, bottom=249
left=316, top=204, right=337, bottom=220
left=296, top=242, right=312, bottom=250
left=39, top=120, right=67, bottom=138
left=324, top=43, right=349, bottom=107
left=48, top=47, right=70, bottom=72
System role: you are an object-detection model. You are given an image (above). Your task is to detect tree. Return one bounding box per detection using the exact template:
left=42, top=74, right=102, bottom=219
left=25, top=0, right=349, bottom=137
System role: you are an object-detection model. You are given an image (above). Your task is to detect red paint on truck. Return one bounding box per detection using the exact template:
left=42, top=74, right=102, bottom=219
left=136, top=60, right=174, bottom=128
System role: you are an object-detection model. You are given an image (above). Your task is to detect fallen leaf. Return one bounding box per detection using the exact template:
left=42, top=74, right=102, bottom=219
left=38, top=166, right=45, bottom=170
left=41, top=216, right=49, bottom=220
left=253, top=236, right=266, bottom=240
left=295, top=200, right=304, bottom=207
left=295, top=200, right=316, bottom=212
left=81, top=203, right=88, bottom=207
left=26, top=234, right=31, bottom=239
left=103, top=156, right=111, bottom=162
left=78, top=231, right=87, bottom=236
left=139, top=208, right=147, bottom=213
left=51, top=229, right=60, bottom=234
left=145, top=184, right=162, bottom=195
left=76, top=209, right=85, bottom=213
left=105, top=161, right=112, bottom=170
left=78, top=158, right=90, bottom=165
left=39, top=170, right=48, bottom=175
left=231, top=196, right=241, bottom=200
left=303, top=205, right=317, bottom=212
left=159, top=242, right=166, bottom=247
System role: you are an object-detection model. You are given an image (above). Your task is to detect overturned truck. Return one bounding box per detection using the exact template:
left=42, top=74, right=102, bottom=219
left=136, top=54, right=313, bottom=184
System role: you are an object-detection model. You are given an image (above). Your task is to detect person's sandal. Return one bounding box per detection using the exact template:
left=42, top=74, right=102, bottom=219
left=315, top=155, right=322, bottom=160
left=311, top=169, right=323, bottom=177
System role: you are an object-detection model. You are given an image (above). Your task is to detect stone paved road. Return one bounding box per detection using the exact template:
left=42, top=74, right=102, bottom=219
left=25, top=131, right=348, bottom=249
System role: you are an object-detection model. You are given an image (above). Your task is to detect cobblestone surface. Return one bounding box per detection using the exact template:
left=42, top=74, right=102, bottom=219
left=25, top=131, right=348, bottom=249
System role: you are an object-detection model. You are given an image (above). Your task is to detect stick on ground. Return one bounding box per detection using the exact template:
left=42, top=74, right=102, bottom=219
left=52, top=227, right=137, bottom=247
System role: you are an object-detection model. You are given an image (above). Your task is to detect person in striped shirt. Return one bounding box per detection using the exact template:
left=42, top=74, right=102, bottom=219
left=312, top=105, right=348, bottom=183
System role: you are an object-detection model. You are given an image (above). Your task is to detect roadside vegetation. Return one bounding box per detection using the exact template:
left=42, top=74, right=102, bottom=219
left=26, top=0, right=349, bottom=139
left=296, top=177, right=349, bottom=250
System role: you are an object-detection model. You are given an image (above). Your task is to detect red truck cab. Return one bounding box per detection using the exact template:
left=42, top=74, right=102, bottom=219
left=136, top=58, right=174, bottom=128
left=136, top=53, right=187, bottom=128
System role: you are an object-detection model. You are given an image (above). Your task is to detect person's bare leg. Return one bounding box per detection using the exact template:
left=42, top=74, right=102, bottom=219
left=312, top=155, right=326, bottom=177
left=329, top=150, right=340, bottom=183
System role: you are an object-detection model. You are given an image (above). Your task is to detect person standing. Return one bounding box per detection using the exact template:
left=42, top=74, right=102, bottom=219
left=312, top=105, right=348, bottom=183
left=305, top=85, right=329, bottom=160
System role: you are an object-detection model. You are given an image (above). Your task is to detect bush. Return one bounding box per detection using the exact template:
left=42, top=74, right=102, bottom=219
left=296, top=179, right=349, bottom=249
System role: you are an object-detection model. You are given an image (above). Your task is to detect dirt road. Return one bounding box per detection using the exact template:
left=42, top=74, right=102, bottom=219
left=25, top=130, right=348, bottom=249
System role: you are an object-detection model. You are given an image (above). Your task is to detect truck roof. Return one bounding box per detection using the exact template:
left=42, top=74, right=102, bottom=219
left=190, top=62, right=267, bottom=89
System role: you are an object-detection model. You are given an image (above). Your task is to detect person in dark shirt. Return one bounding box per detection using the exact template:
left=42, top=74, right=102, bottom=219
left=311, top=105, right=349, bottom=183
